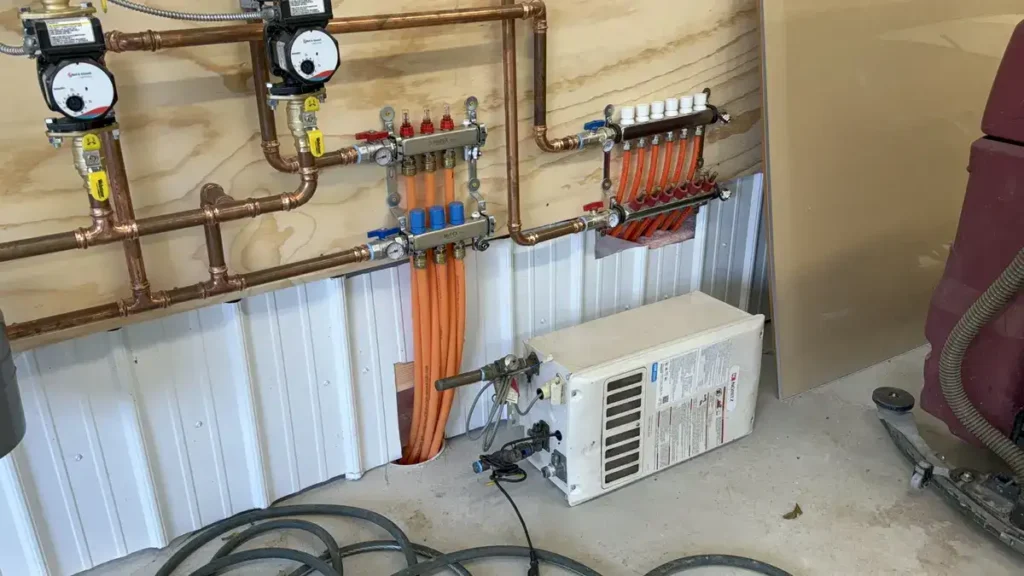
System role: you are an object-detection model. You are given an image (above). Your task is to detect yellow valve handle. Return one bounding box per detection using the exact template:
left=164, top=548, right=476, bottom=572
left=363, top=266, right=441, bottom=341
left=88, top=171, right=110, bottom=202
left=303, top=96, right=321, bottom=113
left=101, top=0, right=108, bottom=12
left=308, top=129, right=325, bottom=158
left=82, top=134, right=101, bottom=152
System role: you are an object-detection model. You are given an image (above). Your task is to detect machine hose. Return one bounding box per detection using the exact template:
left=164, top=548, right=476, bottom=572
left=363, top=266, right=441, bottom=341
left=939, top=247, right=1024, bottom=478
left=107, top=0, right=258, bottom=22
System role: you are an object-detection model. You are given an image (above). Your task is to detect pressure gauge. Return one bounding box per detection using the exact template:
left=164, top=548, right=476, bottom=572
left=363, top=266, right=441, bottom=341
left=607, top=211, right=621, bottom=229
left=386, top=241, right=407, bottom=260
left=41, top=61, right=117, bottom=120
left=374, top=146, right=394, bottom=167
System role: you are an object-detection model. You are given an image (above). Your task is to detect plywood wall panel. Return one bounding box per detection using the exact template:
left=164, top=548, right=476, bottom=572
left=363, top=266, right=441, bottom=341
left=761, top=2, right=1022, bottom=397
left=0, top=0, right=762, bottom=334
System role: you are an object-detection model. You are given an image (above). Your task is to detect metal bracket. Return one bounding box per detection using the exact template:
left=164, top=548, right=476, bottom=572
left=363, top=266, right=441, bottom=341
left=462, top=96, right=485, bottom=211
left=601, top=108, right=614, bottom=192
left=380, top=106, right=405, bottom=228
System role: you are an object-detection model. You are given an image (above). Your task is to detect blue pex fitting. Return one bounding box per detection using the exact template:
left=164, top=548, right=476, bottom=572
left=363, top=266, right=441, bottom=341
left=448, top=201, right=466, bottom=226
left=409, top=209, right=427, bottom=235
left=429, top=205, right=447, bottom=230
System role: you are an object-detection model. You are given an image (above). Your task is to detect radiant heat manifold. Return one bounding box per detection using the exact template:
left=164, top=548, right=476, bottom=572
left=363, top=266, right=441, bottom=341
left=571, top=90, right=733, bottom=241
left=356, top=97, right=495, bottom=263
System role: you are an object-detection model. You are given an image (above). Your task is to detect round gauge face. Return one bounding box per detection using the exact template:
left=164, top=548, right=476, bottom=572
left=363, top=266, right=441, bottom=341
left=373, top=147, right=393, bottom=167
left=50, top=62, right=115, bottom=120
left=607, top=212, right=621, bottom=229
left=386, top=242, right=406, bottom=260
left=289, top=30, right=340, bottom=82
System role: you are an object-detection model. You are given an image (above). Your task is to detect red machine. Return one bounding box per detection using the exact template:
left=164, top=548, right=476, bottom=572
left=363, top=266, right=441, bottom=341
left=919, top=20, right=1024, bottom=447
left=873, top=21, right=1024, bottom=556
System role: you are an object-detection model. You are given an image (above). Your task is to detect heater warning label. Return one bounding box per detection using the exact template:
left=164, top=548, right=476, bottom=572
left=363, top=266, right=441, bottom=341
left=653, top=386, right=727, bottom=470
left=653, top=340, right=733, bottom=408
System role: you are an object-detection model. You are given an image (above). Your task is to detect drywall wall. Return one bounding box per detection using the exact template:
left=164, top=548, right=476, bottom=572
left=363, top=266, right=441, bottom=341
left=0, top=0, right=762, bottom=336
left=0, top=174, right=764, bottom=576
left=761, top=1, right=1021, bottom=397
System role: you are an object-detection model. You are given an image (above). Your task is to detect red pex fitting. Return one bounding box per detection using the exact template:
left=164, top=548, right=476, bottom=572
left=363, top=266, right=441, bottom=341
left=440, top=104, right=455, bottom=132
left=420, top=108, right=435, bottom=135
left=400, top=110, right=415, bottom=139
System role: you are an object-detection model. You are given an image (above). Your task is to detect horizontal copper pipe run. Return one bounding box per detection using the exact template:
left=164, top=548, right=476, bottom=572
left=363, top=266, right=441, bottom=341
left=106, top=3, right=543, bottom=53
left=6, top=244, right=373, bottom=342
left=0, top=150, right=319, bottom=262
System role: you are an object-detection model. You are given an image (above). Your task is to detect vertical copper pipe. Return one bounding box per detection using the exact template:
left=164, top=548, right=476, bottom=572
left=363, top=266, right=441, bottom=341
left=101, top=130, right=150, bottom=298
left=531, top=12, right=579, bottom=154
left=502, top=0, right=528, bottom=245
left=199, top=184, right=235, bottom=290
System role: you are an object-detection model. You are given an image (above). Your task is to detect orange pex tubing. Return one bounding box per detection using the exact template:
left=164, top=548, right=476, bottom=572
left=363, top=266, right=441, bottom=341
left=612, top=146, right=647, bottom=238
left=667, top=135, right=703, bottom=233
left=403, top=174, right=422, bottom=463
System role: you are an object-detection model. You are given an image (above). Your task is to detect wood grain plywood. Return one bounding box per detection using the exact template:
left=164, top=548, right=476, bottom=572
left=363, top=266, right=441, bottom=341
left=0, top=0, right=762, bottom=330
left=761, top=1, right=1022, bottom=397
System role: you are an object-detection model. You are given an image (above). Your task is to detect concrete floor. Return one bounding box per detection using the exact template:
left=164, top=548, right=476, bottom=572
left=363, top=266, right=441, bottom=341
left=85, top=346, right=1024, bottom=575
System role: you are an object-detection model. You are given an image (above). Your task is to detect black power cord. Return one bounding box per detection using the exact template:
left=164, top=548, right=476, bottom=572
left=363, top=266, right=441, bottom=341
left=476, top=432, right=562, bottom=576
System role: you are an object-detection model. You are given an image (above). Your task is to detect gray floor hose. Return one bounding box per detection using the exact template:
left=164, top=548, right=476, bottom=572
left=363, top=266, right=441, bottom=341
left=939, top=247, right=1024, bottom=478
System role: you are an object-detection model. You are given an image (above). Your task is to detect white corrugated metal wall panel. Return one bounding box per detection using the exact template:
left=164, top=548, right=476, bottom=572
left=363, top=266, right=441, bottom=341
left=0, top=174, right=763, bottom=576
left=701, top=173, right=765, bottom=311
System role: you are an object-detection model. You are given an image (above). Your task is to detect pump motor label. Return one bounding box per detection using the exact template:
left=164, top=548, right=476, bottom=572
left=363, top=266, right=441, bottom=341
left=289, top=0, right=326, bottom=16
left=51, top=62, right=115, bottom=119
left=45, top=18, right=95, bottom=47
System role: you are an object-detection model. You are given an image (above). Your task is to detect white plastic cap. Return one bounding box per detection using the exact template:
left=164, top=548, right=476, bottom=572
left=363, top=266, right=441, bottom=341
left=619, top=106, right=635, bottom=126
left=636, top=103, right=651, bottom=123
left=693, top=92, right=709, bottom=112
left=651, top=101, right=665, bottom=120
left=680, top=95, right=694, bottom=114
left=665, top=98, right=679, bottom=117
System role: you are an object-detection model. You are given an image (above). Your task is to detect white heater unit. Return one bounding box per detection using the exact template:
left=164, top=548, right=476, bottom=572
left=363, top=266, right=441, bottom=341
left=520, top=291, right=765, bottom=506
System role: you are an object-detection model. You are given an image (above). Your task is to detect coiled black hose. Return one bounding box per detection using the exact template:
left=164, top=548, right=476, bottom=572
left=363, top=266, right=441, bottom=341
left=938, top=247, right=1024, bottom=478
left=156, top=503, right=789, bottom=576
left=643, top=554, right=793, bottom=575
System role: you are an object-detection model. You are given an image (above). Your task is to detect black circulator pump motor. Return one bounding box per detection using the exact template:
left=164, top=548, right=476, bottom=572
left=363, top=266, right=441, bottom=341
left=0, top=310, right=25, bottom=460
left=31, top=16, right=118, bottom=132
left=264, top=0, right=340, bottom=95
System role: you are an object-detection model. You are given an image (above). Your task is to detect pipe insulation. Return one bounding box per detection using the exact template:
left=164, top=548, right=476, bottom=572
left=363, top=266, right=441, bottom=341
left=939, top=247, right=1024, bottom=478
left=107, top=0, right=257, bottom=22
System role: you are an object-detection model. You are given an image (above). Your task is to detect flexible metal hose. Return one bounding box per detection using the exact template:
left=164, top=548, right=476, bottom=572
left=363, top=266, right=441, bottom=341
left=0, top=42, right=26, bottom=56
left=107, top=0, right=257, bottom=21
left=939, top=247, right=1024, bottom=478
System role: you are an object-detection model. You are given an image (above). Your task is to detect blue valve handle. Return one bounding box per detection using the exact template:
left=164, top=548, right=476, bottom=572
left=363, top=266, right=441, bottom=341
left=367, top=227, right=401, bottom=240
left=583, top=119, right=607, bottom=131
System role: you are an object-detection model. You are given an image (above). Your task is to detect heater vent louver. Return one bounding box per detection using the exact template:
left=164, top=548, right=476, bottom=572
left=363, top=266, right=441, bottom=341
left=601, top=371, right=645, bottom=488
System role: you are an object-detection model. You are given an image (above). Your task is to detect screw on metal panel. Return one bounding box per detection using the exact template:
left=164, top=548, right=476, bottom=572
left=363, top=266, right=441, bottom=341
left=323, top=380, right=331, bottom=387
left=571, top=390, right=580, bottom=399
left=195, top=421, right=203, bottom=428
left=74, top=454, right=83, bottom=462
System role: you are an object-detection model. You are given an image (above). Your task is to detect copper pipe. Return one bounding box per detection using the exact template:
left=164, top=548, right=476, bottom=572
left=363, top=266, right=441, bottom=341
left=6, top=242, right=372, bottom=342
left=0, top=147, right=319, bottom=262
left=106, top=4, right=541, bottom=53
left=199, top=183, right=242, bottom=292
left=102, top=130, right=152, bottom=298
left=532, top=17, right=579, bottom=153
left=250, top=41, right=359, bottom=173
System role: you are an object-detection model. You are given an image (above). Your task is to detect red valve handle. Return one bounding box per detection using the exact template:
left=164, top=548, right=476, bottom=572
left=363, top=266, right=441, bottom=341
left=583, top=202, right=605, bottom=212
left=355, top=130, right=390, bottom=141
